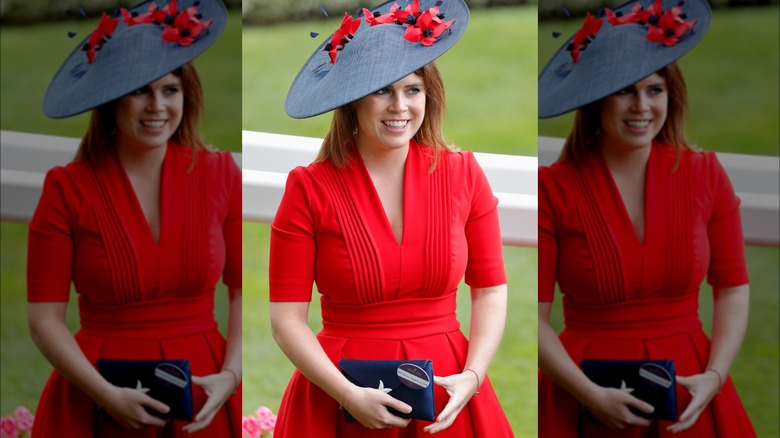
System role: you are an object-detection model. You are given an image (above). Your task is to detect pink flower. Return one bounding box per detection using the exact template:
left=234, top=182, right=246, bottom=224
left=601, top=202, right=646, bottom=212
left=242, top=416, right=260, bottom=438
left=11, top=408, right=33, bottom=433
left=256, top=406, right=274, bottom=420
left=259, top=416, right=276, bottom=432
left=0, top=416, right=20, bottom=438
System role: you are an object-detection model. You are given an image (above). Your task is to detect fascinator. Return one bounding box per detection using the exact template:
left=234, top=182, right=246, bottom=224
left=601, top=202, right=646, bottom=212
left=538, top=0, right=711, bottom=119
left=43, top=0, right=226, bottom=118
left=285, top=0, right=469, bottom=119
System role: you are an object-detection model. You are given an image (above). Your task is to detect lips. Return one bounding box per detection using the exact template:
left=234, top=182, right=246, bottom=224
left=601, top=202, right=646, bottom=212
left=625, top=120, right=650, bottom=128
left=383, top=120, right=408, bottom=128
left=141, top=120, right=166, bottom=129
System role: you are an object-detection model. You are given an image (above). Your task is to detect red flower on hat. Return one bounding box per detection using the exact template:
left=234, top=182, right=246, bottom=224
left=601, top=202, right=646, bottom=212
left=394, top=0, right=422, bottom=24
left=121, top=0, right=212, bottom=47
left=645, top=4, right=697, bottom=46
left=403, top=6, right=454, bottom=46
left=82, top=13, right=119, bottom=64
left=567, top=12, right=603, bottom=64
left=363, top=4, right=400, bottom=26
left=605, top=3, right=642, bottom=26
left=326, top=13, right=362, bottom=64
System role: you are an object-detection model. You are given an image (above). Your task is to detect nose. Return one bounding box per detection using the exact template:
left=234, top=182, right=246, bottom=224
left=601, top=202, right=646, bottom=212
left=146, top=91, right=165, bottom=112
left=389, top=93, right=408, bottom=113
left=631, top=92, right=650, bottom=112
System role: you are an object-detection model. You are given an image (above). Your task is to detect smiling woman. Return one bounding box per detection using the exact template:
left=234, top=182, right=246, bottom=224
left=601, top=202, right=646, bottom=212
left=26, top=1, right=242, bottom=437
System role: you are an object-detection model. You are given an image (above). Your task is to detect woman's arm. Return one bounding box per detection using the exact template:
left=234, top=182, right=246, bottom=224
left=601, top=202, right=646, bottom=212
left=270, top=301, right=413, bottom=429
left=667, top=283, right=750, bottom=433
left=28, top=302, right=169, bottom=429
left=538, top=302, right=654, bottom=429
left=424, top=284, right=507, bottom=434
left=184, top=287, right=242, bottom=433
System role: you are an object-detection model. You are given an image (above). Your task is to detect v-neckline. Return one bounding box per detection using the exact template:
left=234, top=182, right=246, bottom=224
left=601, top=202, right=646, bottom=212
left=597, top=147, right=653, bottom=246
left=114, top=146, right=168, bottom=246
left=353, top=146, right=411, bottom=247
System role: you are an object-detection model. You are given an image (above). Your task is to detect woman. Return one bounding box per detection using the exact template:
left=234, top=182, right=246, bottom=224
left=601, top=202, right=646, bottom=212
left=269, top=0, right=513, bottom=436
left=537, top=0, right=756, bottom=436
left=27, top=0, right=241, bottom=436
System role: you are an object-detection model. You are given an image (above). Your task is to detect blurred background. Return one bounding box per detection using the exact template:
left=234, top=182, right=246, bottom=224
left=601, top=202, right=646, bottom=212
left=241, top=0, right=538, bottom=436
left=538, top=1, right=779, bottom=437
left=0, top=0, right=241, bottom=421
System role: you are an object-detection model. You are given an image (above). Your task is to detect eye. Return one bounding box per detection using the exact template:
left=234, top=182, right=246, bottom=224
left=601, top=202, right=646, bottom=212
left=164, top=86, right=180, bottom=96
left=374, top=88, right=390, bottom=95
left=406, top=87, right=422, bottom=95
left=649, top=86, right=665, bottom=95
left=130, top=86, right=149, bottom=96
left=614, top=87, right=632, bottom=96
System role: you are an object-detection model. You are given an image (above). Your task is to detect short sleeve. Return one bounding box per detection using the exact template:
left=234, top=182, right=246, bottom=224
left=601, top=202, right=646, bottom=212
left=705, top=153, right=749, bottom=288
left=269, top=167, right=316, bottom=302
left=538, top=166, right=557, bottom=303
left=222, top=152, right=242, bottom=289
left=27, top=167, right=74, bottom=302
left=463, top=152, right=507, bottom=288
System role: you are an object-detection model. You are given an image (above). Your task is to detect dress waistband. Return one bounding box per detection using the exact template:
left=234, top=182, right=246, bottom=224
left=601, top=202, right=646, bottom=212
left=562, top=294, right=702, bottom=340
left=319, top=292, right=461, bottom=340
left=78, top=294, right=217, bottom=339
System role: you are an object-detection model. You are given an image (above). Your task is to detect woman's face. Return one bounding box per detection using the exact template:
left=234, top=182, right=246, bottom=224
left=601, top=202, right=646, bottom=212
left=353, top=73, right=426, bottom=153
left=598, top=73, right=668, bottom=152
left=114, top=73, right=184, bottom=152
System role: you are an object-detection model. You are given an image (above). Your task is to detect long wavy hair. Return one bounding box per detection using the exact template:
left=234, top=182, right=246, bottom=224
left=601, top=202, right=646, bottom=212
left=317, top=61, right=450, bottom=172
left=75, top=62, right=206, bottom=168
left=559, top=62, right=691, bottom=170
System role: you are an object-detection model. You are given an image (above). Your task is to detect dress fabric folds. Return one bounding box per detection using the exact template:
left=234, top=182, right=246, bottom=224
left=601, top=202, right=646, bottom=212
left=538, top=143, right=756, bottom=437
left=269, top=142, right=514, bottom=437
left=27, top=143, right=242, bottom=437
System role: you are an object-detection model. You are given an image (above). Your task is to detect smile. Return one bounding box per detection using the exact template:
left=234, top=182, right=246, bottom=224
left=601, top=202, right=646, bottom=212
left=141, top=120, right=166, bottom=129
left=383, top=120, right=408, bottom=128
left=625, top=120, right=650, bottom=128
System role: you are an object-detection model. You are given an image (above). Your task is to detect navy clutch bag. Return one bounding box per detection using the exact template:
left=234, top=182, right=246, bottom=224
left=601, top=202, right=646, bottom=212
left=339, top=359, right=435, bottom=422
left=96, top=359, right=194, bottom=421
left=581, top=359, right=678, bottom=421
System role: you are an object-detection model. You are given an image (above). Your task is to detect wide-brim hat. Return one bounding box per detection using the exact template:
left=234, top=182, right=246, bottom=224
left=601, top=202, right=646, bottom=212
left=285, top=0, right=469, bottom=119
left=538, top=0, right=711, bottom=119
left=43, top=0, right=226, bottom=119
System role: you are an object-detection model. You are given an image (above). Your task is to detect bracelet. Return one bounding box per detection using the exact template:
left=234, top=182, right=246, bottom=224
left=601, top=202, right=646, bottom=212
left=338, top=384, right=351, bottom=410
left=221, top=368, right=240, bottom=392
left=463, top=368, right=480, bottom=395
left=706, top=368, right=723, bottom=389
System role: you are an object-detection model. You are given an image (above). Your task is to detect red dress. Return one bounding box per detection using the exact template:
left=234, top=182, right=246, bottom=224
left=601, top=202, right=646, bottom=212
left=538, top=143, right=756, bottom=437
left=27, top=143, right=242, bottom=437
left=269, top=141, right=514, bottom=437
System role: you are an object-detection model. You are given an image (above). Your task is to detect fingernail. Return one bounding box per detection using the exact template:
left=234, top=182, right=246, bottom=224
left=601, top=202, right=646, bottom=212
left=403, top=406, right=412, bottom=413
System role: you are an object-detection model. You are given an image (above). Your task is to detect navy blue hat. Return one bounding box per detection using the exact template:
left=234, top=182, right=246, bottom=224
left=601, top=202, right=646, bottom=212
left=286, top=0, right=469, bottom=119
left=538, top=0, right=711, bottom=119
left=43, top=0, right=226, bottom=119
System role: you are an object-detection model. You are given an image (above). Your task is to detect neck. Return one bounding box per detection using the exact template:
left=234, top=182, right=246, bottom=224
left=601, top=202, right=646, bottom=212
left=116, top=141, right=167, bottom=177
left=356, top=141, right=410, bottom=176
left=599, top=141, right=652, bottom=175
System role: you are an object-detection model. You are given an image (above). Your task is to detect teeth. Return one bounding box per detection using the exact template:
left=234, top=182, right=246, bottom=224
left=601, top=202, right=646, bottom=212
left=383, top=120, right=407, bottom=128
left=141, top=120, right=165, bottom=128
left=626, top=120, right=650, bottom=128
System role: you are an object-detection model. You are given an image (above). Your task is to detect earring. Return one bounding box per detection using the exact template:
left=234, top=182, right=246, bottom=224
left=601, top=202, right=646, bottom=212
left=352, top=128, right=358, bottom=136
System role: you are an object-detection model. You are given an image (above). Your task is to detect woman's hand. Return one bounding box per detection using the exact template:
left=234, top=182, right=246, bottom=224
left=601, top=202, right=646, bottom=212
left=181, top=370, right=238, bottom=433
left=423, top=372, right=480, bottom=434
left=343, top=384, right=412, bottom=429
left=666, top=371, right=721, bottom=433
left=583, top=384, right=655, bottom=429
left=100, top=384, right=170, bottom=429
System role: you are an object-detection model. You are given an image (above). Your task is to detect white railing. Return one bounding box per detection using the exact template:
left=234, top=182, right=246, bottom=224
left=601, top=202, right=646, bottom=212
left=539, top=137, right=780, bottom=246
left=0, top=130, right=538, bottom=247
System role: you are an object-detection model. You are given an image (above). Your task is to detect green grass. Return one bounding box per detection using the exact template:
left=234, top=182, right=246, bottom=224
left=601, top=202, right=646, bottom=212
left=538, top=5, right=780, bottom=155
left=0, top=11, right=242, bottom=152
left=242, top=7, right=539, bottom=435
left=242, top=6, right=538, bottom=156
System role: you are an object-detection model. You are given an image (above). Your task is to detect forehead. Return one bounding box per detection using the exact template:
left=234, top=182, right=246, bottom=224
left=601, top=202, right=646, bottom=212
left=389, top=72, right=423, bottom=87
left=633, top=73, right=666, bottom=87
